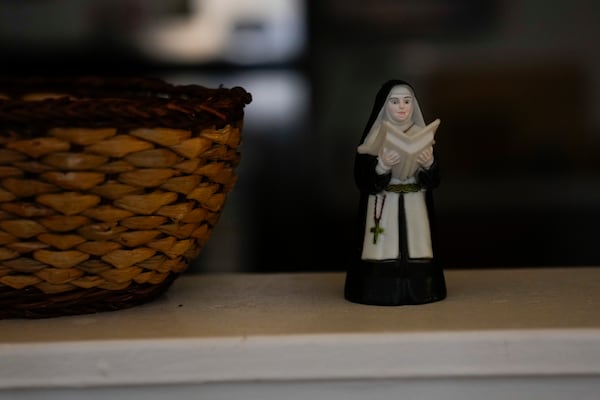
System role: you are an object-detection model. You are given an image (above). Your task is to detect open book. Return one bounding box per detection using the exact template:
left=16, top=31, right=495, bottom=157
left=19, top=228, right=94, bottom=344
left=381, top=118, right=440, bottom=180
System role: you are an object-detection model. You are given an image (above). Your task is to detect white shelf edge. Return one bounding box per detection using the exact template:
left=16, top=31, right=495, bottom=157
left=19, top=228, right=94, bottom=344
left=2, top=328, right=600, bottom=390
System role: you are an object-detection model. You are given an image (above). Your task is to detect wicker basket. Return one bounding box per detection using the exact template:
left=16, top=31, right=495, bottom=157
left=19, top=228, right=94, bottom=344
left=0, top=76, right=251, bottom=318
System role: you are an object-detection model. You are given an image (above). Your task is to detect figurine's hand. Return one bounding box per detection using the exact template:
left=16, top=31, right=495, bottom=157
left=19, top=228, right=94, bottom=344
left=378, top=148, right=401, bottom=170
left=417, top=146, right=434, bottom=168
left=376, top=148, right=400, bottom=175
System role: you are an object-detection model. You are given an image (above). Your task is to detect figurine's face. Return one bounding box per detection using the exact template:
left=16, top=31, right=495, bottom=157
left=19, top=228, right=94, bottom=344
left=386, top=86, right=413, bottom=123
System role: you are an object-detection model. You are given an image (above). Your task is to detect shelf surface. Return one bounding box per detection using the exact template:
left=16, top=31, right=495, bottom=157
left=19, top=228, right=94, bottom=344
left=1, top=267, right=600, bottom=392
left=3, top=267, right=600, bottom=341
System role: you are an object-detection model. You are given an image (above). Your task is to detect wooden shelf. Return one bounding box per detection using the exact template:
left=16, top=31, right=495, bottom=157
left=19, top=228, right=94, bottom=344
left=1, top=267, right=600, bottom=399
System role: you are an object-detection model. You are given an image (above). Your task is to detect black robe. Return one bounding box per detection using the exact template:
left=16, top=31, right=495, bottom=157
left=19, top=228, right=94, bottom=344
left=344, top=80, right=447, bottom=306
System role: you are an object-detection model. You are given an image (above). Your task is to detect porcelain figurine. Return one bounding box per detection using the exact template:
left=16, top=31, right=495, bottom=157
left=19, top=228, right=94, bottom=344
left=344, top=80, right=447, bottom=306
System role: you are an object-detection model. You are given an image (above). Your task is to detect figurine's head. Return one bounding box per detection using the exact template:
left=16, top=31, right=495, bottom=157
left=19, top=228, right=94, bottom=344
left=385, top=85, right=414, bottom=124
left=357, top=80, right=426, bottom=155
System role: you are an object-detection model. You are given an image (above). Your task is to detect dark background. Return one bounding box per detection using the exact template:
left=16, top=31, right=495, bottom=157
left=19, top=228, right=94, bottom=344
left=1, top=0, right=599, bottom=273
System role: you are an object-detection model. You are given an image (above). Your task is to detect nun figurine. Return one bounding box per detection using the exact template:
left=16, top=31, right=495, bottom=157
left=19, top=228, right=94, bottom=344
left=344, top=80, right=447, bottom=306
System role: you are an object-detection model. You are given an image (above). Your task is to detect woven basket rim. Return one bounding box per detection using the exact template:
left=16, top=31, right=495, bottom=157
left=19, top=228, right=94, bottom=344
left=0, top=76, right=252, bottom=131
left=0, top=76, right=252, bottom=100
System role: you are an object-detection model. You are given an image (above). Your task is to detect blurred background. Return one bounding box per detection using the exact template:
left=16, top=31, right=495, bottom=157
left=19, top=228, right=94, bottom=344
left=1, top=0, right=599, bottom=273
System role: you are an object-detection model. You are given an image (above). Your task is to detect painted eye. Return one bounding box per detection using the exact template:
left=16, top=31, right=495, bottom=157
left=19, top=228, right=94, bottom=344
left=389, top=98, right=399, bottom=104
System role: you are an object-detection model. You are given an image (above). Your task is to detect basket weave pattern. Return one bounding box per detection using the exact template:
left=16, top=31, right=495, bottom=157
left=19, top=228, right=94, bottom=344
left=0, top=77, right=251, bottom=318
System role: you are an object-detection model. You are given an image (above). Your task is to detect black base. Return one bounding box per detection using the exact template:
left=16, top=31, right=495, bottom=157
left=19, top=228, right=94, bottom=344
left=344, top=260, right=446, bottom=306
